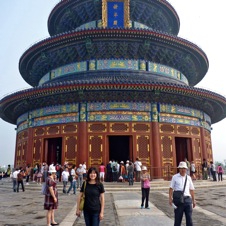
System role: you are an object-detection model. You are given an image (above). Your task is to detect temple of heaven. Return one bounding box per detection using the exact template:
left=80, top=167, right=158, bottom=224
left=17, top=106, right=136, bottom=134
left=1, top=0, right=226, bottom=179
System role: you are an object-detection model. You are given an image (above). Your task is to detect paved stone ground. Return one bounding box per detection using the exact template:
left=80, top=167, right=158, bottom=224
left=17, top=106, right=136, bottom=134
left=73, top=193, right=119, bottom=226
left=1, top=181, right=226, bottom=226
left=74, top=185, right=226, bottom=226
left=0, top=185, right=76, bottom=226
left=150, top=186, right=226, bottom=226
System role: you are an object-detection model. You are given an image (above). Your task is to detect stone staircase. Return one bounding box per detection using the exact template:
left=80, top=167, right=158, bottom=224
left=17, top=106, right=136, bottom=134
left=1, top=178, right=226, bottom=192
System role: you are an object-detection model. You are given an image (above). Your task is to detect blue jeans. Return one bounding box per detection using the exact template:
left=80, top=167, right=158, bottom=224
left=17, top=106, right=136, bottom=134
left=84, top=211, right=100, bottom=226
left=77, top=175, right=83, bottom=188
left=174, top=197, right=193, bottom=226
left=67, top=181, right=76, bottom=194
left=13, top=178, right=17, bottom=191
left=63, top=181, right=68, bottom=193
left=128, top=173, right=134, bottom=185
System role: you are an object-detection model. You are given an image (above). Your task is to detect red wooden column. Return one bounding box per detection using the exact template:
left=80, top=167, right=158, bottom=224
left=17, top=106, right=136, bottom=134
left=200, top=127, right=207, bottom=160
left=151, top=103, right=162, bottom=179
left=26, top=127, right=34, bottom=166
left=78, top=122, right=88, bottom=165
left=151, top=122, right=162, bottom=179
left=78, top=103, right=88, bottom=166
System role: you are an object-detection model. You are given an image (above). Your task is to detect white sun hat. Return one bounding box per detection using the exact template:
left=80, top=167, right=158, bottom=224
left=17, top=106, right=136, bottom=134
left=48, top=165, right=56, bottom=173
left=142, top=166, right=147, bottom=171
left=177, top=161, right=188, bottom=169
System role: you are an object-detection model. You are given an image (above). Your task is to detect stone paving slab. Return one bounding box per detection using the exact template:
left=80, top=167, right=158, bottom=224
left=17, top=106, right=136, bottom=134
left=150, top=189, right=226, bottom=226
left=1, top=180, right=226, bottom=226
left=114, top=192, right=174, bottom=226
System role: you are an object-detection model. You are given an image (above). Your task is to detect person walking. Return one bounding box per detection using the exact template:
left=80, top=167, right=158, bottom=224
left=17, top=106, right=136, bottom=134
left=210, top=161, right=217, bottom=181
left=125, top=160, right=130, bottom=174
left=62, top=166, right=69, bottom=194
left=25, top=164, right=32, bottom=185
left=44, top=165, right=59, bottom=226
left=55, top=163, right=62, bottom=182
left=17, top=168, right=25, bottom=192
left=202, top=159, right=208, bottom=180
left=67, top=165, right=77, bottom=195
left=12, top=168, right=20, bottom=192
left=127, top=161, right=134, bottom=186
left=4, top=164, right=11, bottom=178
left=99, top=162, right=105, bottom=182
left=106, top=161, right=112, bottom=182
left=190, top=161, right=196, bottom=180
left=140, top=166, right=151, bottom=209
left=76, top=167, right=105, bottom=226
left=77, top=164, right=85, bottom=189
left=82, top=161, right=87, bottom=180
left=217, top=164, right=223, bottom=181
left=134, top=157, right=142, bottom=182
left=36, top=163, right=43, bottom=185
left=169, top=161, right=196, bottom=226
left=42, top=161, right=49, bottom=184
left=32, top=164, right=38, bottom=182
left=119, top=161, right=126, bottom=182
left=111, top=160, right=118, bottom=182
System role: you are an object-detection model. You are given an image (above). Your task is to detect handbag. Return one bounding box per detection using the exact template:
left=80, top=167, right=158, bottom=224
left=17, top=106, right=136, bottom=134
left=37, top=172, right=43, bottom=178
left=79, top=181, right=86, bottom=211
left=173, top=176, right=187, bottom=206
left=143, top=179, right=150, bottom=188
left=41, top=182, right=48, bottom=195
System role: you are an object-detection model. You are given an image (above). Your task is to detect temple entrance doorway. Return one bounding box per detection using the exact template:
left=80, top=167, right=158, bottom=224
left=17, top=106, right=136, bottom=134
left=108, top=136, right=131, bottom=164
left=175, top=137, right=192, bottom=166
left=44, top=137, right=62, bottom=165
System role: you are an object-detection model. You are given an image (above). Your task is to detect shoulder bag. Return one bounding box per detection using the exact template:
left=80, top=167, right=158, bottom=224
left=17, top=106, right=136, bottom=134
left=173, top=176, right=187, bottom=206
left=79, top=181, right=87, bottom=211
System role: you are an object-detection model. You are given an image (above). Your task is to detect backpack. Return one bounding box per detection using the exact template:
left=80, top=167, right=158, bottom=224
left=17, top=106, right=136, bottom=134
left=68, top=174, right=73, bottom=182
left=107, top=163, right=112, bottom=172
left=17, top=172, right=23, bottom=181
left=112, top=165, right=117, bottom=172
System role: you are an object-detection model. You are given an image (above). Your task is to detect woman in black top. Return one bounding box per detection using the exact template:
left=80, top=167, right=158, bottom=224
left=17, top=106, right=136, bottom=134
left=76, top=167, right=105, bottom=226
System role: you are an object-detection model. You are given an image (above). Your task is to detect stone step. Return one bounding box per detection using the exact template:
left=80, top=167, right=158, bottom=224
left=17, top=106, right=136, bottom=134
left=1, top=179, right=226, bottom=192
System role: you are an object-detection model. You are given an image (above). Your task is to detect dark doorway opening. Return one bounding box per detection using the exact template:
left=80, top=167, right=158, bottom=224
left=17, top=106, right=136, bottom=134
left=109, top=136, right=130, bottom=163
left=46, top=138, right=62, bottom=165
left=175, top=137, right=191, bottom=166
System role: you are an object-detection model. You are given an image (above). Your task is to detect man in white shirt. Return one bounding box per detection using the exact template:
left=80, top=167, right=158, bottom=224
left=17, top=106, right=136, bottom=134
left=12, top=168, right=20, bottom=192
left=76, top=164, right=85, bottom=189
left=169, top=161, right=196, bottom=226
left=62, top=167, right=69, bottom=193
left=82, top=161, right=87, bottom=179
left=134, top=158, right=142, bottom=182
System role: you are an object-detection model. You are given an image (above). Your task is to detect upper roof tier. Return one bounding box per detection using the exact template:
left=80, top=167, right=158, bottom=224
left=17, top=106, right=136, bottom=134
left=48, top=0, right=180, bottom=36
left=19, top=28, right=208, bottom=87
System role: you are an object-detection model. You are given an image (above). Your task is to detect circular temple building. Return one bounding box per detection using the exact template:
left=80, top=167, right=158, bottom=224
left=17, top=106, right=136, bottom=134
left=1, top=0, right=226, bottom=179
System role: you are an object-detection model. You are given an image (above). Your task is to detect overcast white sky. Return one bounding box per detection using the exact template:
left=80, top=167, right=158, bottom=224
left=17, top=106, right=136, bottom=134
left=0, top=0, right=226, bottom=166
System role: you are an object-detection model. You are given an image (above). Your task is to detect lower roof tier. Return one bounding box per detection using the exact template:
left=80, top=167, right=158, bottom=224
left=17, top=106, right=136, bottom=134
left=0, top=80, right=225, bottom=125
left=16, top=102, right=211, bottom=133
